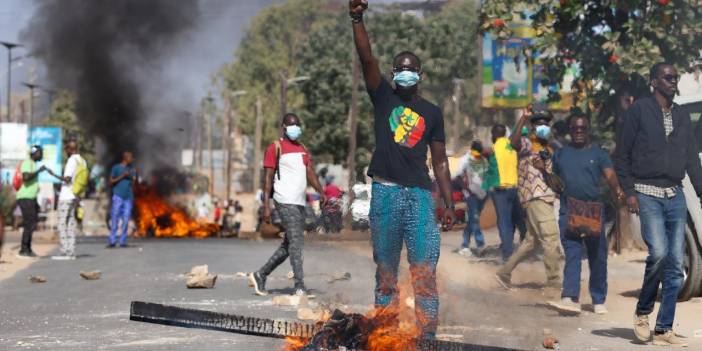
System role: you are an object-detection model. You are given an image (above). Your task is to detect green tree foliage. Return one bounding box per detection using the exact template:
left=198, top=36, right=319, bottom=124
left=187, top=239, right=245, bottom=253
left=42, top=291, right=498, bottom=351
left=219, top=0, right=333, bottom=144
left=43, top=90, right=97, bottom=166
left=481, top=0, right=702, bottom=139
left=221, top=0, right=480, bottom=172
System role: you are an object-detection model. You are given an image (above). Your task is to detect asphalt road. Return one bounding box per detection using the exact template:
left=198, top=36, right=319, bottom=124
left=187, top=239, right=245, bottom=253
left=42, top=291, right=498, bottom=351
left=0, top=238, right=376, bottom=351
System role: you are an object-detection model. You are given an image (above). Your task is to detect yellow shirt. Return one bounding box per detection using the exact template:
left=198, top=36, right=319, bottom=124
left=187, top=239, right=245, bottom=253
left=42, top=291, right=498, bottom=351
left=493, top=137, right=518, bottom=187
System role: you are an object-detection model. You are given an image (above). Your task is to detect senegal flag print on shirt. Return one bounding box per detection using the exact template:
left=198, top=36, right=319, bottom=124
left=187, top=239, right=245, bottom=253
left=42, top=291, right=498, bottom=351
left=389, top=106, right=426, bottom=148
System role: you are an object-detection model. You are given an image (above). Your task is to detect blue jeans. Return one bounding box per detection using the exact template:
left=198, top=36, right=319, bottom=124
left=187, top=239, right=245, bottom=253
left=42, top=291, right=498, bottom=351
left=635, top=191, right=687, bottom=332
left=559, top=200, right=608, bottom=304
left=491, top=188, right=518, bottom=259
left=370, top=182, right=440, bottom=338
left=110, top=195, right=133, bottom=246
left=462, top=195, right=486, bottom=249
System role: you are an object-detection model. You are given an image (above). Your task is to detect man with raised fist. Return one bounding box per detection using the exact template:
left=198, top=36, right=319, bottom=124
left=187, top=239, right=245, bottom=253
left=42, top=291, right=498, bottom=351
left=350, top=0, right=455, bottom=339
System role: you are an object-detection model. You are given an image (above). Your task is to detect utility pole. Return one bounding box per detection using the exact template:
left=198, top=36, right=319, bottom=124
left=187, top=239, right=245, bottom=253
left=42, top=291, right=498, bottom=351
left=451, top=78, right=463, bottom=154
left=196, top=112, right=203, bottom=171
left=223, top=99, right=231, bottom=200
left=252, top=97, right=263, bottom=193
left=279, top=69, right=288, bottom=127
left=1, top=41, right=20, bottom=123
left=22, top=82, right=37, bottom=128
left=347, top=47, right=360, bottom=191
left=206, top=99, right=214, bottom=195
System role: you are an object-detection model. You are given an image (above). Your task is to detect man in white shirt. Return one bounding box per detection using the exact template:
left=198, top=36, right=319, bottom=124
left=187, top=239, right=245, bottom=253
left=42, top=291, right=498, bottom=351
left=53, top=140, right=86, bottom=260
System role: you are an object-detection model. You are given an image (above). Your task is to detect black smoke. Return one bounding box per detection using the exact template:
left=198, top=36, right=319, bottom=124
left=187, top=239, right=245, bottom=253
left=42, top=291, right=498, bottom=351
left=21, top=0, right=201, bottom=167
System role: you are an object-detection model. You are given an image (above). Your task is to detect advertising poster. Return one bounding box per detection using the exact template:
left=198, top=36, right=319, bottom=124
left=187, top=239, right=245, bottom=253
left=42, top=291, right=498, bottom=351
left=29, top=127, right=63, bottom=184
left=0, top=123, right=29, bottom=185
left=482, top=20, right=576, bottom=110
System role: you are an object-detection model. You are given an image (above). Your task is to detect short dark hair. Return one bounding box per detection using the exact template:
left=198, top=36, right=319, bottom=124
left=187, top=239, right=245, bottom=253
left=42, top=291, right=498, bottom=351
left=491, top=124, right=506, bottom=138
left=566, top=112, right=590, bottom=127
left=470, top=140, right=483, bottom=153
left=281, top=112, right=299, bottom=125
left=650, top=62, right=672, bottom=82
left=393, top=51, right=421, bottom=68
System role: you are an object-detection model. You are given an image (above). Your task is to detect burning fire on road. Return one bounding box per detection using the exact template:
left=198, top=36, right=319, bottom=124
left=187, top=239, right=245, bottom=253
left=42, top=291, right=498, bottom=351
left=134, top=185, right=219, bottom=238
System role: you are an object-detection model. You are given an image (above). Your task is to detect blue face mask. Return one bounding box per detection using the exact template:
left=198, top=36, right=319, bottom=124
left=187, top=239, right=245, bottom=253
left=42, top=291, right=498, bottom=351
left=535, top=125, right=551, bottom=140
left=393, top=70, right=420, bottom=87
left=285, top=125, right=302, bottom=141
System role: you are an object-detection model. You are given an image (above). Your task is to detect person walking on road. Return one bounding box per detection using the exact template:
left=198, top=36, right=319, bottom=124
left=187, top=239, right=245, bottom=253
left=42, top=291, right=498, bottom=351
left=350, top=0, right=456, bottom=338
left=108, top=151, right=136, bottom=248
left=16, top=145, right=49, bottom=259
left=249, top=113, right=326, bottom=297
left=615, top=62, right=702, bottom=347
left=53, top=140, right=87, bottom=260
left=495, top=103, right=562, bottom=290
left=547, top=114, right=625, bottom=315
left=456, top=140, right=488, bottom=258
left=484, top=124, right=520, bottom=261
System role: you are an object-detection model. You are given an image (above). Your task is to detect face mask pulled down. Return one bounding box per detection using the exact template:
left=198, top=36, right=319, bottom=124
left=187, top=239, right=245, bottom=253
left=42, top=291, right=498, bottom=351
left=285, top=125, right=302, bottom=141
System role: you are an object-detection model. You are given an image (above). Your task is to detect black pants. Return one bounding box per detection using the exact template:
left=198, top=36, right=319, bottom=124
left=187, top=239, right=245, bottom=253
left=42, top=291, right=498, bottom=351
left=258, top=202, right=306, bottom=287
left=18, top=199, right=38, bottom=252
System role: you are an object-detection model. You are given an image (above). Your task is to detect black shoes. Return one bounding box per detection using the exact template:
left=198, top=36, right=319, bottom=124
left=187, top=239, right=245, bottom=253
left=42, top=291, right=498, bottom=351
left=17, top=250, right=38, bottom=259
left=249, top=272, right=268, bottom=296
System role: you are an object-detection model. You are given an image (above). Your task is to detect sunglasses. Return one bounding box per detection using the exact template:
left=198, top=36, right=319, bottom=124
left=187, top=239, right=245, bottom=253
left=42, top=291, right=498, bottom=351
left=661, top=74, right=679, bottom=83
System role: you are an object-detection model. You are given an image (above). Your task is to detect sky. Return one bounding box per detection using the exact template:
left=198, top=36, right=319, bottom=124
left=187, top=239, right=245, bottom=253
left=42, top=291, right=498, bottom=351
left=0, top=0, right=414, bottom=118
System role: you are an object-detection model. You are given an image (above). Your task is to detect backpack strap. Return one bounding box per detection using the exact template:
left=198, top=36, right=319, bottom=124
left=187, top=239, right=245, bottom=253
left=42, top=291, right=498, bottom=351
left=274, top=140, right=282, bottom=180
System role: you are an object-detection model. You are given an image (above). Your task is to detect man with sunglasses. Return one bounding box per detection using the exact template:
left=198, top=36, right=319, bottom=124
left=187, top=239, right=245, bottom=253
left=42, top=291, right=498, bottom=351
left=615, top=63, right=702, bottom=347
left=547, top=113, right=625, bottom=315
left=350, top=0, right=456, bottom=339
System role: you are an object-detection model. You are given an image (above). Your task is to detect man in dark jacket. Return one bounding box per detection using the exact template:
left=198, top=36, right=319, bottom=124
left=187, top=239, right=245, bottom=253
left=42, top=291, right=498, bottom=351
left=615, top=62, right=702, bottom=347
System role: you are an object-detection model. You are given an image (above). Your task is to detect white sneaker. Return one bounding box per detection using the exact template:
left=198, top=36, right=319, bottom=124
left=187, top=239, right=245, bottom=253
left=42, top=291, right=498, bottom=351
left=594, top=304, right=608, bottom=315
left=547, top=297, right=582, bottom=314
left=457, top=247, right=473, bottom=258
left=652, top=330, right=688, bottom=347
left=634, top=314, right=651, bottom=342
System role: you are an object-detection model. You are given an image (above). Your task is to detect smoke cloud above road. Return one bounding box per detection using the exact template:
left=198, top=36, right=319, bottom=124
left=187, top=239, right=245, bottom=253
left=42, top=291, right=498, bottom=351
left=21, top=0, right=201, bottom=167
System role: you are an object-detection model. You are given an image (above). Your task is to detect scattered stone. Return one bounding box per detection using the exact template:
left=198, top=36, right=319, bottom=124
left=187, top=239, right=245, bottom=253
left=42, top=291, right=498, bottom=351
left=287, top=271, right=295, bottom=279
left=189, top=265, right=209, bottom=277
left=80, top=271, right=102, bottom=280
left=235, top=272, right=247, bottom=278
left=186, top=274, right=218, bottom=289
left=543, top=337, right=559, bottom=349
left=694, top=329, right=702, bottom=338
left=297, top=308, right=331, bottom=321
left=29, top=275, right=47, bottom=283
left=272, top=294, right=309, bottom=306
left=327, top=272, right=351, bottom=283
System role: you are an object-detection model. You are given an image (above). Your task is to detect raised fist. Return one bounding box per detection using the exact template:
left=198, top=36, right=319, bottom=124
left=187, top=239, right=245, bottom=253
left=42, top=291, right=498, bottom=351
left=349, top=0, right=368, bottom=15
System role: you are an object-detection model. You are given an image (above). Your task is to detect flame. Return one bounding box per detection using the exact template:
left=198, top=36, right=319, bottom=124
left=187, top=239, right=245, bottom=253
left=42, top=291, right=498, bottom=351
left=133, top=185, right=219, bottom=238
left=284, top=274, right=423, bottom=351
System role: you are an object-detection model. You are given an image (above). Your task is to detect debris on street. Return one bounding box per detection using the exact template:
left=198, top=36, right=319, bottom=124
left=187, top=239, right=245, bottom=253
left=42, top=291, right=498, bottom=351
left=327, top=271, right=351, bottom=283
left=272, top=295, right=309, bottom=306
left=29, top=275, right=47, bottom=283
left=80, top=271, right=102, bottom=280
left=186, top=274, right=217, bottom=289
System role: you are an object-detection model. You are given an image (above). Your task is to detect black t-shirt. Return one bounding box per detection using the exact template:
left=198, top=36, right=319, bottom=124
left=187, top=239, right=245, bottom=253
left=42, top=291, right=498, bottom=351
left=366, top=78, right=446, bottom=189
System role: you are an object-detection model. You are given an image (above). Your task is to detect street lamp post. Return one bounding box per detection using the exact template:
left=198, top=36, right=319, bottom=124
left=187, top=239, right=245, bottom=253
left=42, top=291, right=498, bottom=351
left=278, top=71, right=310, bottom=126
left=1, top=41, right=21, bottom=123
left=225, top=90, right=246, bottom=200
left=22, top=82, right=37, bottom=128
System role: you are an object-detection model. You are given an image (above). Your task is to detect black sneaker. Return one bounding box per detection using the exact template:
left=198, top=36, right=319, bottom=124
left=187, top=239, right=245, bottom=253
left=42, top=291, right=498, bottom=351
left=249, top=272, right=268, bottom=296
left=16, top=250, right=38, bottom=259
left=294, top=284, right=315, bottom=298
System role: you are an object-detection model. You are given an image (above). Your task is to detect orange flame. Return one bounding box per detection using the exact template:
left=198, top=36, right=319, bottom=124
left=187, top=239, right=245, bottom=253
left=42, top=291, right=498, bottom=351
left=133, top=185, right=219, bottom=238
left=284, top=274, right=422, bottom=351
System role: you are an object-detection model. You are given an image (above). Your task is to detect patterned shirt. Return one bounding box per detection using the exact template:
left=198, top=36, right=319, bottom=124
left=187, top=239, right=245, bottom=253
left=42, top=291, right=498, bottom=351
left=517, top=136, right=556, bottom=206
left=634, top=109, right=677, bottom=198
